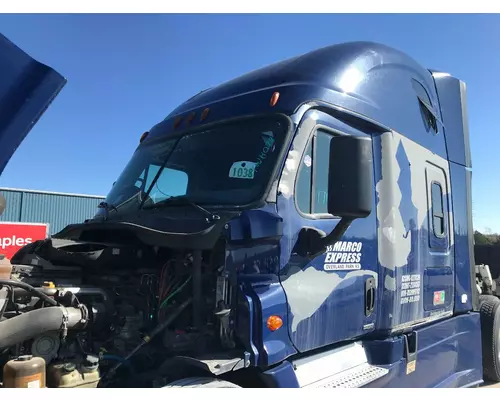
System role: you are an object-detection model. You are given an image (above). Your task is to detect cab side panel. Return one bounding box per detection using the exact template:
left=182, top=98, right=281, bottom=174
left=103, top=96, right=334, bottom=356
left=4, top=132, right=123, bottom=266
left=373, top=130, right=454, bottom=332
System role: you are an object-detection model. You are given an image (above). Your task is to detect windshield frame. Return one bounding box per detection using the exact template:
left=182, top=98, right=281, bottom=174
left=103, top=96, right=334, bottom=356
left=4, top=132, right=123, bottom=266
left=108, top=113, right=294, bottom=214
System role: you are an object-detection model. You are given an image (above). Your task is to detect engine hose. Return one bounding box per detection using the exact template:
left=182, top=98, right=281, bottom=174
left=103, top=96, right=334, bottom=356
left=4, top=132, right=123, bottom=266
left=101, top=355, right=135, bottom=374
left=102, top=297, right=193, bottom=382
left=0, top=279, right=58, bottom=306
left=0, top=305, right=87, bottom=349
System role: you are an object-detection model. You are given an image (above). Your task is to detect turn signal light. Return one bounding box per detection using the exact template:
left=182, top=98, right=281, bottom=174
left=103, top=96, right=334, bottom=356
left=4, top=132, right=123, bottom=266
left=267, top=315, right=283, bottom=332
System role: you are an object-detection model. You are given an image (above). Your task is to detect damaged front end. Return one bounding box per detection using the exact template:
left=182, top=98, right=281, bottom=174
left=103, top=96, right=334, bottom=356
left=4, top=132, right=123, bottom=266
left=0, top=209, right=258, bottom=387
left=0, top=31, right=295, bottom=387
left=0, top=111, right=292, bottom=388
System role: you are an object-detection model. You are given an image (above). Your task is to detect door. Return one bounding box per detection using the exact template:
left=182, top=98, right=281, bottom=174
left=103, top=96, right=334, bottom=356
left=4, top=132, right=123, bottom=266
left=277, top=110, right=379, bottom=353
left=0, top=33, right=66, bottom=176
left=422, top=163, right=454, bottom=318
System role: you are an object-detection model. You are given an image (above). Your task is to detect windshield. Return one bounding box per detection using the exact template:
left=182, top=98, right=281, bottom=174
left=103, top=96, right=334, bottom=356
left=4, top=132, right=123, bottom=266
left=99, top=116, right=289, bottom=216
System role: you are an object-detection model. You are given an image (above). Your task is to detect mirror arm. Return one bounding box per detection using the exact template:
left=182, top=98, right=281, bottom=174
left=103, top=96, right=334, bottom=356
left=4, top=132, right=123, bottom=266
left=307, top=217, right=354, bottom=259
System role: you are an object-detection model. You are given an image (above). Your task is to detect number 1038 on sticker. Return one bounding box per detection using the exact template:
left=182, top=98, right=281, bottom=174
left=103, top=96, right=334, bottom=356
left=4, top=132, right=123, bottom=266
left=228, top=161, right=256, bottom=179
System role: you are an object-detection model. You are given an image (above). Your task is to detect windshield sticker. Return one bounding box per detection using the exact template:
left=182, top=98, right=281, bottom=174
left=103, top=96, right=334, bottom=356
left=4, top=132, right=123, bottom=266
left=254, top=131, right=276, bottom=173
left=261, top=131, right=276, bottom=150
left=229, top=161, right=256, bottom=179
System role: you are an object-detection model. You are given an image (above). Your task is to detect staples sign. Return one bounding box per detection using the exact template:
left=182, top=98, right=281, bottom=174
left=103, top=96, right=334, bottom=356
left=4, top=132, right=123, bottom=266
left=0, top=223, right=48, bottom=260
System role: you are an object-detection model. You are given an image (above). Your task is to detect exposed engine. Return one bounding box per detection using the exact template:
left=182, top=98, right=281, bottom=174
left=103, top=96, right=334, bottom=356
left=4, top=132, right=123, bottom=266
left=0, top=237, right=234, bottom=388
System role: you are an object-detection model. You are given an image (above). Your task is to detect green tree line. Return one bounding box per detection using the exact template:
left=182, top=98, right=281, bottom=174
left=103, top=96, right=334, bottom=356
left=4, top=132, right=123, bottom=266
left=475, top=231, right=500, bottom=246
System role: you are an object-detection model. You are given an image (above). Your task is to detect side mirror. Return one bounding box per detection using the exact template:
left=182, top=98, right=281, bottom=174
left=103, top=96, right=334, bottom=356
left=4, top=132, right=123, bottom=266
left=328, top=135, right=373, bottom=218
left=0, top=194, right=5, bottom=216
left=294, top=135, right=373, bottom=258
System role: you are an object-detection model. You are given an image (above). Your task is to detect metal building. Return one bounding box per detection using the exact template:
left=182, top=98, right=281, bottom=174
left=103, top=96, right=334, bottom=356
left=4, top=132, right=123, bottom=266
left=0, top=187, right=105, bottom=235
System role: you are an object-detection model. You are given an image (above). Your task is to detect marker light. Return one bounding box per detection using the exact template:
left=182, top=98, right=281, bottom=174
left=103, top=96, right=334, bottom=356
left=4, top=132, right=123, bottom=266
left=267, top=315, right=283, bottom=332
left=139, top=131, right=149, bottom=143
left=270, top=92, right=280, bottom=107
left=186, top=112, right=196, bottom=125
left=173, top=117, right=183, bottom=129
left=200, top=108, right=210, bottom=122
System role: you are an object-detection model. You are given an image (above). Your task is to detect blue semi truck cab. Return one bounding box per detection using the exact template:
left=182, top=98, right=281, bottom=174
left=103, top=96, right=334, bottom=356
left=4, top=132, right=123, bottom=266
left=0, top=35, right=498, bottom=388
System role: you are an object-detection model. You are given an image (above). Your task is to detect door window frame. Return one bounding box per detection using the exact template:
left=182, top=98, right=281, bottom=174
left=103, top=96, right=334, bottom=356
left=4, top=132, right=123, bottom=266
left=425, top=166, right=449, bottom=250
left=294, top=124, right=348, bottom=220
left=430, top=181, right=445, bottom=238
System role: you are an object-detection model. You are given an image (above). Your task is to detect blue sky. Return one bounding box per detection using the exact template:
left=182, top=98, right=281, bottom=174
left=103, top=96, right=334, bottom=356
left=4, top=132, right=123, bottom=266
left=0, top=14, right=498, bottom=232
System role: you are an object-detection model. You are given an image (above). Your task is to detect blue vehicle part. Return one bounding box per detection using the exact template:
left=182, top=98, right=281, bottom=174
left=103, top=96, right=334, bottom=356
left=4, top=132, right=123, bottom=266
left=261, top=361, right=300, bottom=388
left=149, top=42, right=446, bottom=158
left=275, top=108, right=380, bottom=352
left=363, top=313, right=483, bottom=388
left=261, top=312, right=482, bottom=388
left=0, top=34, right=485, bottom=388
left=0, top=33, right=66, bottom=176
left=142, top=41, right=481, bottom=387
left=226, top=206, right=297, bottom=365
left=432, top=73, right=478, bottom=314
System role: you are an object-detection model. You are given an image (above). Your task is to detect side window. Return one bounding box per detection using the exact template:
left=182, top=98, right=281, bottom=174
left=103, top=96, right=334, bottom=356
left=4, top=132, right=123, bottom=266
left=313, top=132, right=332, bottom=213
left=295, top=129, right=334, bottom=215
left=412, top=79, right=438, bottom=134
left=431, top=182, right=445, bottom=237
left=296, top=142, right=312, bottom=212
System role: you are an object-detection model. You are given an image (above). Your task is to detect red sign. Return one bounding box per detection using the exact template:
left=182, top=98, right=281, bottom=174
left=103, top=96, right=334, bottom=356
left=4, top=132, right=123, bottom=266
left=0, top=222, right=49, bottom=260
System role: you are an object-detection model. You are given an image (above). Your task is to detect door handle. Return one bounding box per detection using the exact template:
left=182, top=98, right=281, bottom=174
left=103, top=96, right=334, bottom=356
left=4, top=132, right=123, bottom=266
left=365, top=277, right=375, bottom=316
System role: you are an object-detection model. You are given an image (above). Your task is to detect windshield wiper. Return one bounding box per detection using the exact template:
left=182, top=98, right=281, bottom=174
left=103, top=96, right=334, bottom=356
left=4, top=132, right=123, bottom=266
left=143, top=195, right=220, bottom=223
left=97, top=201, right=118, bottom=221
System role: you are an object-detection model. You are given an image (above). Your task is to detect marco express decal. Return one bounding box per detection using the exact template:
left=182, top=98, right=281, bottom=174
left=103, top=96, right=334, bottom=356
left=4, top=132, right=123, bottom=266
left=323, top=241, right=362, bottom=271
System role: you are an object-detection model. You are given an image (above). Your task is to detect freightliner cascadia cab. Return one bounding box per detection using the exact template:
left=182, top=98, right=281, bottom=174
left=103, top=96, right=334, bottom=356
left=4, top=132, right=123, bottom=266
left=0, top=35, right=492, bottom=388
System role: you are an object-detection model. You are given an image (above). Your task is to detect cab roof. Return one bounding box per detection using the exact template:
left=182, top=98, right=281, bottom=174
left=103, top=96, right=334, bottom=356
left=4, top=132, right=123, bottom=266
left=169, top=41, right=437, bottom=117
left=151, top=41, right=451, bottom=157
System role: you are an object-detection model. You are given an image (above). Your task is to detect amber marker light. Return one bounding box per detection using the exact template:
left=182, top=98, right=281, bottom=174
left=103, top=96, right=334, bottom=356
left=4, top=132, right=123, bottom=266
left=139, top=131, right=149, bottom=143
left=186, top=112, right=196, bottom=125
left=267, top=315, right=283, bottom=332
left=270, top=91, right=280, bottom=107
left=200, top=108, right=210, bottom=122
left=173, top=117, right=183, bottom=129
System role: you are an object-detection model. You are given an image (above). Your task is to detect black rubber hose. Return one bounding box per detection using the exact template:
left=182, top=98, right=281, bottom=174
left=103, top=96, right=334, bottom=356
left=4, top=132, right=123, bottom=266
left=192, top=250, right=203, bottom=329
left=0, top=306, right=85, bottom=349
left=13, top=286, right=113, bottom=313
left=0, top=280, right=58, bottom=306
